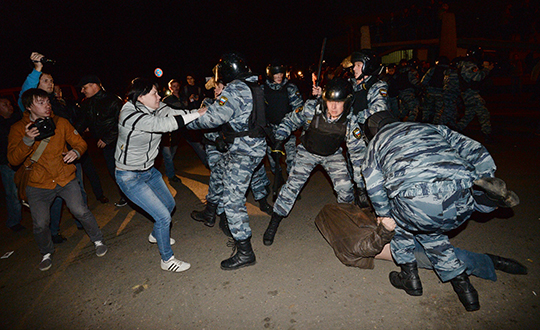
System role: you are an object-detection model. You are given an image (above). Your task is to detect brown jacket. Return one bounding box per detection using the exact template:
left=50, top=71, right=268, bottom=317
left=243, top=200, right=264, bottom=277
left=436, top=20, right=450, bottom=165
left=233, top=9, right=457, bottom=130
left=8, top=112, right=87, bottom=189
left=315, top=203, right=395, bottom=269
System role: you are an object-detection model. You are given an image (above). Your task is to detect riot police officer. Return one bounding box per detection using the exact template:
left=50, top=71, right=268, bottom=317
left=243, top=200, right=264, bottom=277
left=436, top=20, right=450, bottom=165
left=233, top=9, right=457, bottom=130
left=187, top=53, right=266, bottom=270
left=262, top=60, right=304, bottom=179
left=420, top=56, right=449, bottom=123
left=263, top=78, right=355, bottom=246
left=342, top=49, right=389, bottom=207
left=455, top=46, right=494, bottom=143
left=395, top=59, right=421, bottom=121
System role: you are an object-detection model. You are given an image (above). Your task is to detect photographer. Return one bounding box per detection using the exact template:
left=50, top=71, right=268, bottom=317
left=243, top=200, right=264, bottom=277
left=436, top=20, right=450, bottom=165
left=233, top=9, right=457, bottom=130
left=8, top=88, right=108, bottom=271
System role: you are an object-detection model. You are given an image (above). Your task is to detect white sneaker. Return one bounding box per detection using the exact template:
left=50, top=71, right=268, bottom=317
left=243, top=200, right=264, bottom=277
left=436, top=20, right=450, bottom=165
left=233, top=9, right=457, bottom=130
left=148, top=233, right=175, bottom=245
left=39, top=253, right=52, bottom=271
left=94, top=241, right=108, bottom=257
left=161, top=256, right=191, bottom=273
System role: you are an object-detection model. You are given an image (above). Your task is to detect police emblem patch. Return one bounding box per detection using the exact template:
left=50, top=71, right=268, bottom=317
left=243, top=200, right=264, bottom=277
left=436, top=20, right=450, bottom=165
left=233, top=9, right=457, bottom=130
left=218, top=96, right=228, bottom=106
left=353, top=128, right=362, bottom=139
left=380, top=89, right=388, bottom=97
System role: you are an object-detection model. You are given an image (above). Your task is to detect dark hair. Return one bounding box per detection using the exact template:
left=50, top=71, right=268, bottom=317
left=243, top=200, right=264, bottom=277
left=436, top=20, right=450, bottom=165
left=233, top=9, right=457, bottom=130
left=127, top=78, right=157, bottom=104
left=21, top=88, right=49, bottom=110
left=168, top=79, right=179, bottom=87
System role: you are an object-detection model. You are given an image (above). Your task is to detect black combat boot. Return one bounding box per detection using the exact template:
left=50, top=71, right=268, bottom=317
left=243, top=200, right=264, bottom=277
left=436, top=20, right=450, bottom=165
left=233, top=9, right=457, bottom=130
left=450, top=272, right=480, bottom=312
left=220, top=237, right=256, bottom=270
left=256, top=196, right=273, bottom=215
left=389, top=262, right=423, bottom=296
left=190, top=202, right=218, bottom=227
left=218, top=213, right=232, bottom=238
left=263, top=212, right=284, bottom=246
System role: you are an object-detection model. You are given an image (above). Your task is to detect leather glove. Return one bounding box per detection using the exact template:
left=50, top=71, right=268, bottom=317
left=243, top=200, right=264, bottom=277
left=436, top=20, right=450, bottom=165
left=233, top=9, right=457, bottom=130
left=271, top=140, right=285, bottom=155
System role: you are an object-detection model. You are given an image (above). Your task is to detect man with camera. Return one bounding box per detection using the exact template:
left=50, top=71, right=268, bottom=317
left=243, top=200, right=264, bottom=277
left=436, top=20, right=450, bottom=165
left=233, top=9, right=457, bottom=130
left=8, top=88, right=108, bottom=271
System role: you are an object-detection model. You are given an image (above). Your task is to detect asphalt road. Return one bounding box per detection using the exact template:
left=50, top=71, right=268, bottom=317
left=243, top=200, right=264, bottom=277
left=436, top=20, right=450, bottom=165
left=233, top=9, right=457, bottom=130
left=1, top=94, right=539, bottom=329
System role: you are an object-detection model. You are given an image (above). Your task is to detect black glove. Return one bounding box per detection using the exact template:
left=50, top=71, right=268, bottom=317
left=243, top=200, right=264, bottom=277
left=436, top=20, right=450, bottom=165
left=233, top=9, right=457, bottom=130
left=271, top=140, right=285, bottom=155
left=215, top=133, right=229, bottom=153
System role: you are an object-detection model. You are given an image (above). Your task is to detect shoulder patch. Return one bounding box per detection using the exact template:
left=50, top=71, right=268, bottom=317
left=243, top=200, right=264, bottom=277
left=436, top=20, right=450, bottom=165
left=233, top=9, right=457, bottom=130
left=379, top=89, right=388, bottom=97
left=295, top=106, right=303, bottom=113
left=353, top=127, right=362, bottom=139
left=218, top=96, right=228, bottom=106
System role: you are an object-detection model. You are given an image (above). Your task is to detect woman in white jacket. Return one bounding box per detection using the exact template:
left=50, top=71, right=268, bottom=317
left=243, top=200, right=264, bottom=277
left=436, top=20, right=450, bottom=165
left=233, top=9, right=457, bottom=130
left=115, top=78, right=205, bottom=272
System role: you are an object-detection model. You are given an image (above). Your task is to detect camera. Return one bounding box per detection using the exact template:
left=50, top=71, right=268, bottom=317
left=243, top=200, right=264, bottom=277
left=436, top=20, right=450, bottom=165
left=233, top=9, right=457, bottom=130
left=31, top=57, right=56, bottom=65
left=29, top=117, right=56, bottom=140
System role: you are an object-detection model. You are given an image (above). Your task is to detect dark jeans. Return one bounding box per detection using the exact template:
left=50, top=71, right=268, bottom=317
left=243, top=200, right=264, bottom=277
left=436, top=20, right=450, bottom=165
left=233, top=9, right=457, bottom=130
left=0, top=164, right=22, bottom=228
left=102, top=144, right=126, bottom=200
left=27, top=180, right=103, bottom=255
left=415, top=240, right=497, bottom=281
left=80, top=152, right=104, bottom=199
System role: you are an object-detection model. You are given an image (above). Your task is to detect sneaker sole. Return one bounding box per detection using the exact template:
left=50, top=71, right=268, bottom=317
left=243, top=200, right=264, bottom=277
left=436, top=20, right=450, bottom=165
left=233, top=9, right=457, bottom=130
left=39, top=261, right=52, bottom=271
left=148, top=235, right=176, bottom=245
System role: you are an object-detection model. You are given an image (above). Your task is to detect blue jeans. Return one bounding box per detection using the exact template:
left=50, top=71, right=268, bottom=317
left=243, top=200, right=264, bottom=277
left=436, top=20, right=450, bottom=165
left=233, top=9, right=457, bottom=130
left=116, top=167, right=175, bottom=261
left=161, top=145, right=178, bottom=179
left=0, top=164, right=22, bottom=228
left=415, top=240, right=497, bottom=281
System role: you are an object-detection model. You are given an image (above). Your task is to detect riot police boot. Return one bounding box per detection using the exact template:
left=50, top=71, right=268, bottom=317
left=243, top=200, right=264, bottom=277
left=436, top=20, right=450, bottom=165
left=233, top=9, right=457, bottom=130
left=450, top=272, right=480, bottom=312
left=218, top=213, right=232, bottom=238
left=256, top=196, right=273, bottom=215
left=473, top=177, right=520, bottom=208
left=220, top=237, right=256, bottom=270
left=190, top=201, right=218, bottom=227
left=263, top=213, right=284, bottom=246
left=389, top=262, right=423, bottom=296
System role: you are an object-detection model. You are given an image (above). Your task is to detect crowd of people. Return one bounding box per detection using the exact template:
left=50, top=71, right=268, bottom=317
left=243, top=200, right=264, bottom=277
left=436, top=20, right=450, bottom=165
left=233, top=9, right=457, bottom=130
left=369, top=1, right=540, bottom=44
left=0, top=48, right=529, bottom=312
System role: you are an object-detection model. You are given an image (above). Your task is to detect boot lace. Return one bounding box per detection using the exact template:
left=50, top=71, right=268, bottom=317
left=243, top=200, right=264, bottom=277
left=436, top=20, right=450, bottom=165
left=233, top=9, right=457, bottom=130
left=226, top=238, right=237, bottom=256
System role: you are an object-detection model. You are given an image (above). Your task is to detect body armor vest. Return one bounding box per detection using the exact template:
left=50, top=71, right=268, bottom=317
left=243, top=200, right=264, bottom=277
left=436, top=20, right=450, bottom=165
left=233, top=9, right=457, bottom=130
left=351, top=77, right=378, bottom=115
left=221, top=80, right=267, bottom=142
left=301, top=109, right=348, bottom=156
left=264, top=83, right=292, bottom=125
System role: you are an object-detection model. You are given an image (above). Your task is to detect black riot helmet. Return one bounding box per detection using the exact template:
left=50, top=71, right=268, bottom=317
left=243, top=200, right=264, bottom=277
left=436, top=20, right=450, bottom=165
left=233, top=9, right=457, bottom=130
left=349, top=49, right=382, bottom=79
left=215, top=52, right=250, bottom=84
left=466, top=46, right=484, bottom=63
left=363, top=111, right=399, bottom=142
left=322, top=77, right=354, bottom=114
left=266, top=60, right=287, bottom=82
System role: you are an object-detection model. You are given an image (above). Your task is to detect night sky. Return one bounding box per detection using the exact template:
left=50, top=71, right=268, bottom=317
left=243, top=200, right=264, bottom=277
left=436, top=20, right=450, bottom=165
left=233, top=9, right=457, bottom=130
left=1, top=0, right=529, bottom=96
left=1, top=0, right=368, bottom=95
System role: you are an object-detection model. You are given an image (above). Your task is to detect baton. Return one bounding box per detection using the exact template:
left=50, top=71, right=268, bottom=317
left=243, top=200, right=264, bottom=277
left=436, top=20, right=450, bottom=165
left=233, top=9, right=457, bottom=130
left=316, top=37, right=327, bottom=87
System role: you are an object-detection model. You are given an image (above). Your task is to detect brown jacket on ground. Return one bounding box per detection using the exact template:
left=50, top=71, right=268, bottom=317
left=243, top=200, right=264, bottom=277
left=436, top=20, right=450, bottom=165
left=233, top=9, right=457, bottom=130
left=315, top=203, right=395, bottom=269
left=7, top=112, right=87, bottom=189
